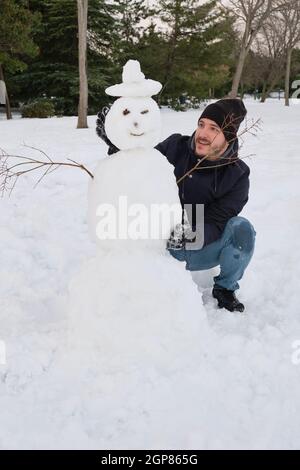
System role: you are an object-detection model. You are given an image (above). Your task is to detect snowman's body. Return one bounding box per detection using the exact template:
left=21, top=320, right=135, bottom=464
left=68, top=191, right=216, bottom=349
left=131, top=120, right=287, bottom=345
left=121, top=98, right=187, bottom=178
left=88, top=147, right=182, bottom=253
left=68, top=61, right=207, bottom=372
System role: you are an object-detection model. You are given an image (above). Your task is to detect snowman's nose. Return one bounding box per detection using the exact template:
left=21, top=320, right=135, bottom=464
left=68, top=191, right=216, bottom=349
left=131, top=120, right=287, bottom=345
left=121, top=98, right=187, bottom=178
left=133, top=122, right=139, bottom=127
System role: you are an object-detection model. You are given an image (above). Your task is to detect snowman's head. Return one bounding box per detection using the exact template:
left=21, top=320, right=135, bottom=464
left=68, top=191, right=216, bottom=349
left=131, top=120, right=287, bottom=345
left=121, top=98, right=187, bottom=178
left=104, top=60, right=162, bottom=151
left=105, top=96, right=161, bottom=150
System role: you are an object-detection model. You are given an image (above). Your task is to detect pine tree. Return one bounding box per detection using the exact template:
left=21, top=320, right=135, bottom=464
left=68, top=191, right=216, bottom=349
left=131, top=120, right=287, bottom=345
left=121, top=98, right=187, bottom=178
left=9, top=0, right=118, bottom=115
left=113, top=0, right=150, bottom=63
left=0, top=0, right=40, bottom=72
left=0, top=0, right=40, bottom=115
left=135, top=0, right=237, bottom=104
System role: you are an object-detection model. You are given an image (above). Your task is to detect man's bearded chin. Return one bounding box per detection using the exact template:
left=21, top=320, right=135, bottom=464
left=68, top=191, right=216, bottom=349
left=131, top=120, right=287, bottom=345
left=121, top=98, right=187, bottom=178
left=196, top=144, right=223, bottom=159
left=207, top=142, right=229, bottom=160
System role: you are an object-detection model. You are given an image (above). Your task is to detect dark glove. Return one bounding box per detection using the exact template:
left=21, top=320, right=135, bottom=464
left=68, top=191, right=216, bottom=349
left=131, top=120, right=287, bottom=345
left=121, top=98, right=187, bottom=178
left=96, top=106, right=119, bottom=155
left=166, top=222, right=196, bottom=250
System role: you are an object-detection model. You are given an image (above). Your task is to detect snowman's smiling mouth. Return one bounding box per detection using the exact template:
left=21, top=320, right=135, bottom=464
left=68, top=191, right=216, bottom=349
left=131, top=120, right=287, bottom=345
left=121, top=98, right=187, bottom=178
left=130, top=132, right=145, bottom=137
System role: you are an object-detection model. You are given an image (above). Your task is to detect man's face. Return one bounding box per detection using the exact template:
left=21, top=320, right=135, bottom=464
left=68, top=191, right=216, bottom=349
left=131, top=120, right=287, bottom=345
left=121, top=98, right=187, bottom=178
left=195, top=118, right=229, bottom=160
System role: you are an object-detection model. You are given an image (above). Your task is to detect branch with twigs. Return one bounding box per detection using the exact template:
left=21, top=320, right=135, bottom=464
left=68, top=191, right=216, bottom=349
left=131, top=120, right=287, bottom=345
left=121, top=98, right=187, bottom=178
left=0, top=114, right=261, bottom=196
left=176, top=115, right=262, bottom=185
left=0, top=144, right=94, bottom=196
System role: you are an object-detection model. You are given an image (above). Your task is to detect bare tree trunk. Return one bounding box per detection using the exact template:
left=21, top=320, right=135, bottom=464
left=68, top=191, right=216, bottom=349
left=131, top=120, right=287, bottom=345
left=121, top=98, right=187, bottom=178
left=284, top=47, right=292, bottom=107
left=240, top=80, right=245, bottom=99
left=226, top=0, right=275, bottom=99
left=77, top=0, right=88, bottom=129
left=0, top=63, right=12, bottom=120
left=260, top=82, right=267, bottom=103
left=261, top=78, right=279, bottom=103
left=228, top=44, right=248, bottom=98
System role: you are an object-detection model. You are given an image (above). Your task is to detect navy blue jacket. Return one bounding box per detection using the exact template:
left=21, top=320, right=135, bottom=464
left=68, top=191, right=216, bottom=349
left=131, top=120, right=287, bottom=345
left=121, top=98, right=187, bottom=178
left=155, top=133, right=250, bottom=246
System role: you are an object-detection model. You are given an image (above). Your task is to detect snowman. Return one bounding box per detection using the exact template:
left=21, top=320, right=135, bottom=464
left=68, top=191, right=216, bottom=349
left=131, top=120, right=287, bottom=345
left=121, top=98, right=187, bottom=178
left=88, top=59, right=183, bottom=253
left=68, top=60, right=208, bottom=375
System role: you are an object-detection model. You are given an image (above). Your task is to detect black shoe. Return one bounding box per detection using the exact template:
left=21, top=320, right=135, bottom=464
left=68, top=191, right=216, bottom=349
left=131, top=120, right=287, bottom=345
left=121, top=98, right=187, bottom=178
left=212, top=285, right=245, bottom=312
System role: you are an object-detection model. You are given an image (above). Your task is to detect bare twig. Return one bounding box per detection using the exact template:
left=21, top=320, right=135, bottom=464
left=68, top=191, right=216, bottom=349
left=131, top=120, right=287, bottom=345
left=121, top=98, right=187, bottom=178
left=0, top=146, right=94, bottom=196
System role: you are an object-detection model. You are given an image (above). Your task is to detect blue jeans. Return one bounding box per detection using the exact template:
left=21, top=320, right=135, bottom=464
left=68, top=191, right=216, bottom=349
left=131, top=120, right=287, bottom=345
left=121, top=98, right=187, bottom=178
left=167, top=216, right=256, bottom=291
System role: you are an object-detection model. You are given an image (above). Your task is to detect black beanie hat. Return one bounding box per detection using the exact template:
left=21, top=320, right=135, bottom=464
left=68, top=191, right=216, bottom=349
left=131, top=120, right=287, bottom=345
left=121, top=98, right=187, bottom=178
left=199, top=99, right=247, bottom=143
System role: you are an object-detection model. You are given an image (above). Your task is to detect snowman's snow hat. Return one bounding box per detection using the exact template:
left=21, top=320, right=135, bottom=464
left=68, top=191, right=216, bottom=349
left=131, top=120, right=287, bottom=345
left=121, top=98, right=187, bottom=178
left=105, top=60, right=162, bottom=98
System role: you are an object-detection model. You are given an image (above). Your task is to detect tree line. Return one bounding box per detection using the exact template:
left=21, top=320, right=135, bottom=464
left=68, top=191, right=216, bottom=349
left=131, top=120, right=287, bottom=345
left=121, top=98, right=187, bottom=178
left=0, top=0, right=299, bottom=120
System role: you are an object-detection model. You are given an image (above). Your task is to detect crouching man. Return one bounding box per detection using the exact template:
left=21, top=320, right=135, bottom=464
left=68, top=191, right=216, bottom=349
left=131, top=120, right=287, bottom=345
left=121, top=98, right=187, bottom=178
left=156, top=99, right=256, bottom=312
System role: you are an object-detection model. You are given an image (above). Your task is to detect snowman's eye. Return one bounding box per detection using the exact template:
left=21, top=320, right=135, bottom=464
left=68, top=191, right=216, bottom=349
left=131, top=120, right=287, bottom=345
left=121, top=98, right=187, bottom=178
left=123, top=109, right=130, bottom=116
left=141, top=110, right=149, bottom=114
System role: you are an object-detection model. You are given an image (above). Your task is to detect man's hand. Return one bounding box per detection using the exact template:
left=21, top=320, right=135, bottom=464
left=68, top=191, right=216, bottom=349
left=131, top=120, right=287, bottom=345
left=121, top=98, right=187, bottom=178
left=166, top=222, right=196, bottom=250
left=96, top=106, right=119, bottom=155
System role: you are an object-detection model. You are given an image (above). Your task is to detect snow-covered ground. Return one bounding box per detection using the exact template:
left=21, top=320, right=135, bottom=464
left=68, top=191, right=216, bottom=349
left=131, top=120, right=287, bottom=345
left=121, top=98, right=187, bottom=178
left=1, top=99, right=300, bottom=450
